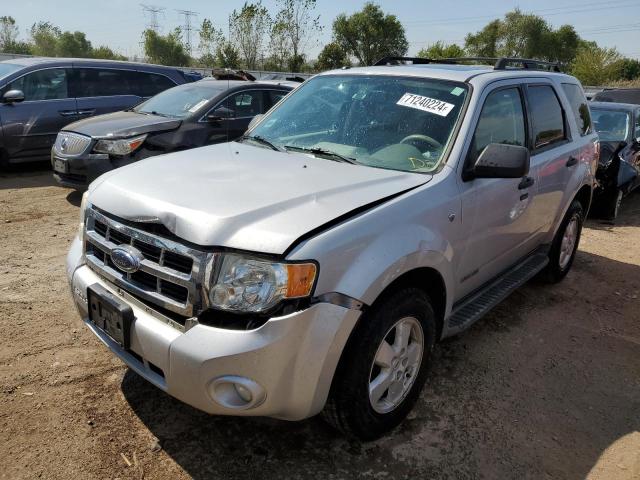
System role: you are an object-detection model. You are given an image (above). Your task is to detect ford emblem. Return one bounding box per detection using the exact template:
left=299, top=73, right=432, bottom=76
left=110, top=245, right=143, bottom=273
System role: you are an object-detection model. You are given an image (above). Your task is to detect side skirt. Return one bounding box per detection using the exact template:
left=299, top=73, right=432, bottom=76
left=445, top=247, right=550, bottom=336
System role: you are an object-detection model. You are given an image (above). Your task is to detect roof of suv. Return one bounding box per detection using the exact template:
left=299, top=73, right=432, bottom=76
left=0, top=56, right=185, bottom=71
left=319, top=63, right=575, bottom=84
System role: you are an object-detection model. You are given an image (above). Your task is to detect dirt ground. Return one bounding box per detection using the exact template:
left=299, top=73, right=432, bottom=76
left=1, top=167, right=639, bottom=480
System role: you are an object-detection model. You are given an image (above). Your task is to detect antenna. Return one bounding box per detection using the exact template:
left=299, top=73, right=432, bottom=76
left=140, top=4, right=166, bottom=32
left=176, top=9, right=199, bottom=56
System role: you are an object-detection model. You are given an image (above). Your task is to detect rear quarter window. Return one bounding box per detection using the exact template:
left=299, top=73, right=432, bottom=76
left=527, top=85, right=566, bottom=149
left=562, top=83, right=592, bottom=136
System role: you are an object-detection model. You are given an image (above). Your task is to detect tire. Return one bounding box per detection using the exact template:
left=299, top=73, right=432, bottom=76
left=322, top=287, right=436, bottom=440
left=540, top=200, right=584, bottom=283
left=604, top=188, right=623, bottom=221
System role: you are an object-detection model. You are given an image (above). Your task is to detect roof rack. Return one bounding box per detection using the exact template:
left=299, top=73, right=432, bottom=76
left=373, top=56, right=561, bottom=72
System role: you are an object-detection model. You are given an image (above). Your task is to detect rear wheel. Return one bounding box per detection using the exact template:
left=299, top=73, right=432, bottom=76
left=541, top=200, right=584, bottom=283
left=322, top=288, right=436, bottom=440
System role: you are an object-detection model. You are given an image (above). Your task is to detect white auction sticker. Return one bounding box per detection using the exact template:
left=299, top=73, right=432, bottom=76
left=396, top=93, right=455, bottom=117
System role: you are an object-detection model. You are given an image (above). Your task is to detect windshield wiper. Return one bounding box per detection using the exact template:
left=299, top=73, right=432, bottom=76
left=283, top=145, right=359, bottom=164
left=239, top=135, right=284, bottom=152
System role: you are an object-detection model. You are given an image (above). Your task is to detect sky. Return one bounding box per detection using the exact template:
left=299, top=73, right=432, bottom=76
left=4, top=0, right=640, bottom=60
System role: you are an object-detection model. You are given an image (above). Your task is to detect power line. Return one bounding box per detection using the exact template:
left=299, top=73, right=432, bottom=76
left=140, top=4, right=166, bottom=33
left=176, top=9, right=199, bottom=56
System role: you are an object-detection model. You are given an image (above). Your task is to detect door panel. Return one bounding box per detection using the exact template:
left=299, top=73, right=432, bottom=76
left=455, top=86, right=538, bottom=298
left=0, top=68, right=77, bottom=161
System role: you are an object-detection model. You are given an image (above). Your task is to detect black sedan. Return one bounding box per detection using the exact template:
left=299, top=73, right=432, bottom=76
left=52, top=79, right=295, bottom=189
left=590, top=101, right=640, bottom=220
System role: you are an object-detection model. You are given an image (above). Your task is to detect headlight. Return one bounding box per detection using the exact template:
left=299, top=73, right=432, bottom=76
left=77, top=191, right=89, bottom=240
left=93, top=134, right=147, bottom=156
left=209, top=254, right=317, bottom=313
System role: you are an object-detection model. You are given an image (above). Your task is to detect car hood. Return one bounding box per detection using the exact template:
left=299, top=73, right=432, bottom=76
left=64, top=111, right=182, bottom=139
left=88, top=143, right=430, bottom=254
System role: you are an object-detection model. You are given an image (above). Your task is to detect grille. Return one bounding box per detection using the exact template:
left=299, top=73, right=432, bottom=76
left=84, top=208, right=212, bottom=316
left=53, top=131, right=92, bottom=156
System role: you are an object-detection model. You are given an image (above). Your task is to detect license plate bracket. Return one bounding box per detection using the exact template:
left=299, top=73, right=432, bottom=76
left=54, top=158, right=68, bottom=173
left=87, top=284, right=134, bottom=349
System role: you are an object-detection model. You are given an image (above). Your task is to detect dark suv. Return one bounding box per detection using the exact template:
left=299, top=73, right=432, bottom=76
left=0, top=57, right=200, bottom=166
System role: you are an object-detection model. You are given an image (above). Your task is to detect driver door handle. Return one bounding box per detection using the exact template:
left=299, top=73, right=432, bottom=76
left=566, top=156, right=578, bottom=167
left=518, top=176, right=535, bottom=190
left=77, top=109, right=96, bottom=116
left=58, top=110, right=77, bottom=117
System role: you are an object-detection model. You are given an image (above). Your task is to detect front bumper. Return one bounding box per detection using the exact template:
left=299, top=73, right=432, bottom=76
left=52, top=150, right=139, bottom=190
left=66, top=238, right=361, bottom=420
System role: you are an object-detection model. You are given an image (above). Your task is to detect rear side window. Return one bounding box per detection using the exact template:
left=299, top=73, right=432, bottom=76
left=528, top=85, right=566, bottom=149
left=471, top=87, right=526, bottom=161
left=6, top=68, right=69, bottom=100
left=267, top=90, right=287, bottom=108
left=73, top=68, right=176, bottom=98
left=225, top=91, right=264, bottom=118
left=562, top=83, right=592, bottom=136
left=130, top=71, right=176, bottom=97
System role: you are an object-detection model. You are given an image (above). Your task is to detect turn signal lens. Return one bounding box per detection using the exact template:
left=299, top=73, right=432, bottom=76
left=286, top=263, right=317, bottom=298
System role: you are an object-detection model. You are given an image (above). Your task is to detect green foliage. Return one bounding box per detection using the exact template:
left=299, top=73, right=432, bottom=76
left=198, top=18, right=224, bottom=65
left=333, top=2, right=407, bottom=66
left=229, top=2, right=271, bottom=69
left=417, top=41, right=464, bottom=59
left=92, top=46, right=126, bottom=61
left=464, top=10, right=581, bottom=67
left=0, top=16, right=20, bottom=52
left=608, top=58, right=640, bottom=81
left=273, top=0, right=322, bottom=72
left=143, top=28, right=190, bottom=66
left=215, top=41, right=241, bottom=68
left=29, top=21, right=61, bottom=56
left=57, top=31, right=92, bottom=57
left=316, top=42, right=349, bottom=71
left=570, top=44, right=621, bottom=85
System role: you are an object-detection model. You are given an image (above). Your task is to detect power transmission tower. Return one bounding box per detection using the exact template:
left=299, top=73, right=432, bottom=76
left=140, top=4, right=166, bottom=32
left=176, top=9, right=198, bottom=56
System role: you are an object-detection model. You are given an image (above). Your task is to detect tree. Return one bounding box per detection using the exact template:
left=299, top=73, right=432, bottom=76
left=57, top=31, right=92, bottom=58
left=198, top=18, right=224, bottom=66
left=316, top=42, right=349, bottom=71
left=608, top=58, right=640, bottom=81
left=465, top=9, right=582, bottom=67
left=571, top=44, right=621, bottom=85
left=30, top=21, right=61, bottom=56
left=0, top=16, right=19, bottom=52
left=273, top=0, right=322, bottom=72
left=267, top=19, right=290, bottom=71
left=417, top=41, right=464, bottom=59
left=143, top=28, right=190, bottom=66
left=333, top=3, right=407, bottom=66
left=92, top=45, right=126, bottom=61
left=215, top=41, right=241, bottom=68
left=229, top=2, right=271, bottom=69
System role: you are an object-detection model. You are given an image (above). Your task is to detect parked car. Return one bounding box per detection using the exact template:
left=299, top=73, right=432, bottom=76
left=592, top=88, right=640, bottom=105
left=590, top=101, right=640, bottom=219
left=52, top=79, right=295, bottom=189
left=66, top=57, right=597, bottom=440
left=0, top=57, right=201, bottom=167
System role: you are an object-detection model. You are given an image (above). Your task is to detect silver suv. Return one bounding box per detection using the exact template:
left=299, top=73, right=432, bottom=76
left=66, top=57, right=598, bottom=439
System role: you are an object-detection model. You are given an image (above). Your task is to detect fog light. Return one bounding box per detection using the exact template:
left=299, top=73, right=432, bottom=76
left=208, top=376, right=266, bottom=410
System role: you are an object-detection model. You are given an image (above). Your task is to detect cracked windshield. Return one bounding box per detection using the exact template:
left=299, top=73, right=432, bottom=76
left=249, top=75, right=468, bottom=173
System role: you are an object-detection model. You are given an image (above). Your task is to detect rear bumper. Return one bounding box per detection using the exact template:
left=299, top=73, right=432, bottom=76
left=66, top=237, right=360, bottom=420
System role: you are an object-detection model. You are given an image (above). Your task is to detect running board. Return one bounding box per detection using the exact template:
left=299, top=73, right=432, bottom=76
left=447, top=252, right=549, bottom=334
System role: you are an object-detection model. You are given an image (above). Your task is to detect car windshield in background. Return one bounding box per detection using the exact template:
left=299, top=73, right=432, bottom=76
left=134, top=82, right=224, bottom=118
left=591, top=108, right=630, bottom=142
left=249, top=75, right=469, bottom=173
left=0, top=63, right=22, bottom=81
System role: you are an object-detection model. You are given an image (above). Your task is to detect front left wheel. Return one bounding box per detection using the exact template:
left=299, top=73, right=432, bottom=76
left=322, top=288, right=436, bottom=440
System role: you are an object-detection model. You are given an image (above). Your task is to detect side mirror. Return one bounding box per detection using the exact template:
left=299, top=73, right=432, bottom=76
left=207, top=106, right=234, bottom=122
left=247, top=113, right=264, bottom=131
left=472, top=143, right=530, bottom=179
left=3, top=89, right=25, bottom=104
